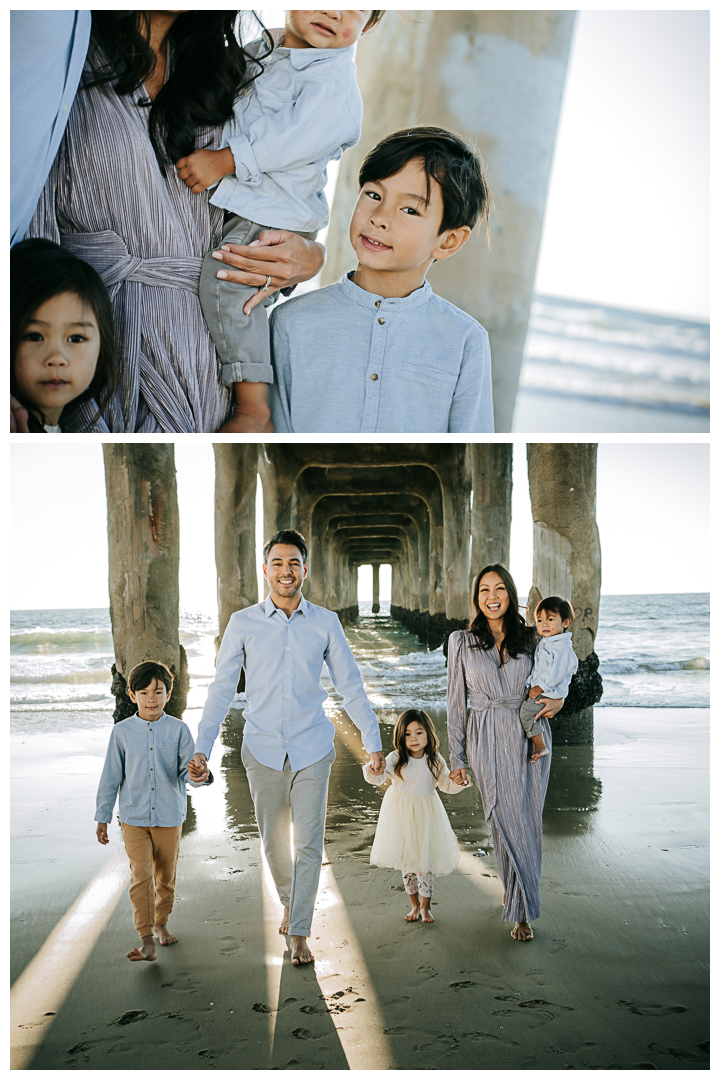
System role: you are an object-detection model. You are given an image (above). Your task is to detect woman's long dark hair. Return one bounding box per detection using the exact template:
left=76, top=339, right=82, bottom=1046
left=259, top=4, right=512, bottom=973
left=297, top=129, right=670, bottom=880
left=469, top=563, right=535, bottom=663
left=85, top=11, right=271, bottom=167
left=11, top=239, right=119, bottom=431
left=393, top=709, right=442, bottom=781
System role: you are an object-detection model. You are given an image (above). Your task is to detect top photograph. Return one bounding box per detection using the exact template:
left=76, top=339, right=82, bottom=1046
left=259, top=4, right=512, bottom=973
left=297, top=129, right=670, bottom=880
left=10, top=9, right=709, bottom=435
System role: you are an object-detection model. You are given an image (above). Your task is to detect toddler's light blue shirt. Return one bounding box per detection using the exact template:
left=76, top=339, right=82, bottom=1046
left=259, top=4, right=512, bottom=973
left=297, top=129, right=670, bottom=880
left=210, top=35, right=362, bottom=233
left=95, top=713, right=205, bottom=828
left=526, top=633, right=579, bottom=699
left=196, top=594, right=382, bottom=771
left=268, top=273, right=494, bottom=433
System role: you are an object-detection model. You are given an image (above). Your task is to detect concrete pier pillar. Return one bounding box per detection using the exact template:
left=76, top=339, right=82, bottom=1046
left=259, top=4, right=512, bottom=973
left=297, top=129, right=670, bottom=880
left=103, top=445, right=188, bottom=722
left=527, top=444, right=603, bottom=744
left=471, top=444, right=513, bottom=579
left=372, top=563, right=381, bottom=613
left=213, top=445, right=258, bottom=645
left=322, top=11, right=576, bottom=431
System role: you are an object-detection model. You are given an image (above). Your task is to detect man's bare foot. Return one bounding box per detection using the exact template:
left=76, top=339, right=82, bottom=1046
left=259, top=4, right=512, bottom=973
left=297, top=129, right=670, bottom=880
left=290, top=935, right=314, bottom=965
left=510, top=921, right=533, bottom=941
left=154, top=923, right=177, bottom=946
left=420, top=899, right=434, bottom=924
left=404, top=898, right=421, bottom=922
left=279, top=907, right=290, bottom=935
left=127, top=936, right=157, bottom=961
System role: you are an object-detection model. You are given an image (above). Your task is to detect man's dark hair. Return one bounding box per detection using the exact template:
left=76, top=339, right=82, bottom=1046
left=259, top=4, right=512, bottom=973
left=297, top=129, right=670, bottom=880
left=263, top=529, right=309, bottom=565
left=127, top=661, right=174, bottom=694
left=358, top=125, right=492, bottom=236
left=535, top=596, right=575, bottom=626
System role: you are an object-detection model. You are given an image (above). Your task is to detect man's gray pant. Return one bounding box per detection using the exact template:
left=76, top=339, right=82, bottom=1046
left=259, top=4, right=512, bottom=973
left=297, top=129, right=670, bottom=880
left=241, top=742, right=335, bottom=938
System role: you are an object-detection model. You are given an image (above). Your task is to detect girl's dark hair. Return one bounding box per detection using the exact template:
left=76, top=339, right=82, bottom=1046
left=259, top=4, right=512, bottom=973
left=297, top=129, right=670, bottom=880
left=11, top=238, right=119, bottom=431
left=535, top=596, right=575, bottom=626
left=85, top=11, right=270, bottom=168
left=469, top=563, right=535, bottom=663
left=358, top=125, right=493, bottom=237
left=393, top=708, right=442, bottom=781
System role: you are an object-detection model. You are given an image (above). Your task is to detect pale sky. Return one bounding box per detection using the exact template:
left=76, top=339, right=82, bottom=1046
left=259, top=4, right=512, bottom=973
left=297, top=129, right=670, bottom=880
left=10, top=443, right=709, bottom=612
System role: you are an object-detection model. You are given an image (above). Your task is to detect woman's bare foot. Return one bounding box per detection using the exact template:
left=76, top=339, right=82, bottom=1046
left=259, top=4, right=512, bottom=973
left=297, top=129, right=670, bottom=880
left=154, top=923, right=177, bottom=946
left=510, top=921, right=533, bottom=941
left=290, top=936, right=314, bottom=965
left=404, top=896, right=421, bottom=922
left=127, top=936, right=157, bottom=961
left=279, top=907, right=290, bottom=935
left=420, top=898, right=434, bottom=923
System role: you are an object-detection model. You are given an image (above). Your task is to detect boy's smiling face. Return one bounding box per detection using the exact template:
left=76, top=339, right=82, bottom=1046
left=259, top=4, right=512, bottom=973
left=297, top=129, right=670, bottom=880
left=129, top=678, right=170, bottom=721
left=284, top=10, right=371, bottom=50
left=349, top=159, right=470, bottom=295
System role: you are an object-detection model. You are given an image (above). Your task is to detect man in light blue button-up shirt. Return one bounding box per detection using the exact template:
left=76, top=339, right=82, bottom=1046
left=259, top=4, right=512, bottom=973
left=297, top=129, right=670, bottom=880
left=194, top=529, right=384, bottom=965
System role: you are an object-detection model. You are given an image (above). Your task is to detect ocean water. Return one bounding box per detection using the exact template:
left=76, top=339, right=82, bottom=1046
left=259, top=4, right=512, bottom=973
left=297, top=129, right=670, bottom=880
left=513, top=295, right=710, bottom=433
left=10, top=594, right=709, bottom=736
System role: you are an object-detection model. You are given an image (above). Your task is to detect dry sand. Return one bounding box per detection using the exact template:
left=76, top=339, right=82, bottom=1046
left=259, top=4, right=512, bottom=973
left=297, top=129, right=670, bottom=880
left=11, top=706, right=709, bottom=1070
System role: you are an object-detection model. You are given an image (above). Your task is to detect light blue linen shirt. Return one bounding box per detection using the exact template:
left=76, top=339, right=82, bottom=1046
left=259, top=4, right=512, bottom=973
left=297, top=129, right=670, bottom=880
left=95, top=713, right=203, bottom=828
left=210, top=35, right=362, bottom=233
left=268, top=273, right=494, bottom=433
left=196, top=594, right=382, bottom=771
left=526, top=632, right=579, bottom=698
left=11, top=10, right=91, bottom=247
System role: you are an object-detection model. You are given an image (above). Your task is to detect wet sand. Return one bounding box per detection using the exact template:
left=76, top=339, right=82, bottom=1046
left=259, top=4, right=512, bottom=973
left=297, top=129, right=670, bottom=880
left=11, top=706, right=709, bottom=1070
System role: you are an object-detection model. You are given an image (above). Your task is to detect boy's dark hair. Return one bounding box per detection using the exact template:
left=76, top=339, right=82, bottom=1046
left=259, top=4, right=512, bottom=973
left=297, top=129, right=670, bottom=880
left=11, top=238, right=119, bottom=431
left=127, top=661, right=174, bottom=695
left=263, top=529, right=309, bottom=565
left=535, top=596, right=575, bottom=626
left=365, top=11, right=385, bottom=30
left=358, top=125, right=492, bottom=236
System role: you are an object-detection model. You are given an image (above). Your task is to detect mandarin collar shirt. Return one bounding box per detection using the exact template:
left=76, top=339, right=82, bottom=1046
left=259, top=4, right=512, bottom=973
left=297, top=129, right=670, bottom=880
left=526, top=632, right=579, bottom=698
left=196, top=594, right=381, bottom=771
left=95, top=712, right=203, bottom=828
left=268, top=273, right=494, bottom=433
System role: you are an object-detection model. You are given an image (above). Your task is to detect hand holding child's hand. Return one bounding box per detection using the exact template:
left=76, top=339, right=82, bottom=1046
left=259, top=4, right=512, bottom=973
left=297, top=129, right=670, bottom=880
left=368, top=751, right=386, bottom=775
left=96, top=823, right=109, bottom=845
left=448, top=768, right=467, bottom=786
left=188, top=753, right=209, bottom=783
left=176, top=147, right=236, bottom=194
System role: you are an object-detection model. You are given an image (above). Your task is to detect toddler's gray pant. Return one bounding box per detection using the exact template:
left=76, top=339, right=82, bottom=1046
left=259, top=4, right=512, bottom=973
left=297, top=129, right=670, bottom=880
left=199, top=214, right=316, bottom=389
left=241, top=741, right=334, bottom=938
left=519, top=696, right=545, bottom=738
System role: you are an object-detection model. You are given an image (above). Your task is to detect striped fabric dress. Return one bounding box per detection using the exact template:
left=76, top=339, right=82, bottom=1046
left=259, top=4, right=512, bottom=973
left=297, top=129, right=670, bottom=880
left=446, top=630, right=551, bottom=924
left=26, top=47, right=232, bottom=433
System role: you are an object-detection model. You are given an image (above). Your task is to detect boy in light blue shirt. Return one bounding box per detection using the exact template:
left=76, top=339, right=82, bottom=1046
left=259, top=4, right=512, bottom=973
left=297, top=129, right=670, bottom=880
left=521, top=597, right=579, bottom=762
left=268, top=125, right=495, bottom=433
left=176, top=10, right=384, bottom=431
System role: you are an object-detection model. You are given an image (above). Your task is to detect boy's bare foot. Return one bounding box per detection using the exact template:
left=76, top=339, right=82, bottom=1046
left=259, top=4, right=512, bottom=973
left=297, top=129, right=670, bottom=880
left=279, top=907, right=290, bottom=935
left=127, top=936, right=157, bottom=961
left=530, top=735, right=549, bottom=763
left=154, top=924, right=177, bottom=946
left=404, top=899, right=421, bottom=922
left=420, top=899, right=434, bottom=924
left=290, top=936, right=314, bottom=965
left=510, top=921, right=533, bottom=941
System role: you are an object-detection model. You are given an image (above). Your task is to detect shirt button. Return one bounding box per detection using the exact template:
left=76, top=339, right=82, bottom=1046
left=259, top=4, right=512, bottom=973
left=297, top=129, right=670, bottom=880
left=378, top=317, right=386, bottom=325
left=375, top=299, right=381, bottom=308
left=370, top=373, right=379, bottom=381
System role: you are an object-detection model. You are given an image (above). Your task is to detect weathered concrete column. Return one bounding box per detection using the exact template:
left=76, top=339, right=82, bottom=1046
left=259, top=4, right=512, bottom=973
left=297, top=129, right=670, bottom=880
left=527, top=444, right=603, bottom=744
left=103, top=445, right=188, bottom=722
left=213, top=445, right=258, bottom=647
left=372, top=563, right=381, bottom=613
left=471, top=444, right=513, bottom=583
left=322, top=11, right=576, bottom=431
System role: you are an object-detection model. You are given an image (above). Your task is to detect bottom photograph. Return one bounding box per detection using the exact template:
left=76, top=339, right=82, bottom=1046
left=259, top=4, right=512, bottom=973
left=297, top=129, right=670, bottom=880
left=10, top=441, right=709, bottom=1071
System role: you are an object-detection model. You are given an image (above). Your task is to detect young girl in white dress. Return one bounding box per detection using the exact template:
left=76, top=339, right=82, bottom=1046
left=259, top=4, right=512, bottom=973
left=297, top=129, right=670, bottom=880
left=363, top=709, right=470, bottom=923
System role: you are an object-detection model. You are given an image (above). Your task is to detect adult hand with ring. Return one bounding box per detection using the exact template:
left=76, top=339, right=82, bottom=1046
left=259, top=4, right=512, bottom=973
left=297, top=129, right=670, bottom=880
left=210, top=229, right=326, bottom=314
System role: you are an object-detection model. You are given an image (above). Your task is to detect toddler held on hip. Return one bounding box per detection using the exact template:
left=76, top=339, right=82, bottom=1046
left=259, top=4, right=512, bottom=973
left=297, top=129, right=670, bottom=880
left=177, top=10, right=384, bottom=432
left=363, top=709, right=470, bottom=924
left=521, top=596, right=579, bottom=762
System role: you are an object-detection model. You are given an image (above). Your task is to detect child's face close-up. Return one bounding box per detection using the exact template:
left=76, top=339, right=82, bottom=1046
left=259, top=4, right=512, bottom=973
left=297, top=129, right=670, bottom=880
left=129, top=678, right=170, bottom=721
left=536, top=610, right=570, bottom=637
left=350, top=159, right=460, bottom=277
left=14, top=291, right=100, bottom=424
left=284, top=10, right=371, bottom=50
left=404, top=720, right=428, bottom=756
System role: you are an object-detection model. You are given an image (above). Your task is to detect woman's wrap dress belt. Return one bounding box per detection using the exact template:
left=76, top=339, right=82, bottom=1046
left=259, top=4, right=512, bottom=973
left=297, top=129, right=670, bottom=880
left=60, top=231, right=202, bottom=294
left=467, top=691, right=526, bottom=820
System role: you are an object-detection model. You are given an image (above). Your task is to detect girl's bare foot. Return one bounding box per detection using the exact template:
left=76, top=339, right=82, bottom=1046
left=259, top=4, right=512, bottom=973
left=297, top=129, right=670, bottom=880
left=154, top=923, right=177, bottom=946
left=420, top=898, right=434, bottom=923
left=510, top=921, right=533, bottom=941
left=127, top=936, right=156, bottom=961
left=404, top=897, right=421, bottom=922
left=279, top=907, right=290, bottom=935
left=290, top=936, right=314, bottom=965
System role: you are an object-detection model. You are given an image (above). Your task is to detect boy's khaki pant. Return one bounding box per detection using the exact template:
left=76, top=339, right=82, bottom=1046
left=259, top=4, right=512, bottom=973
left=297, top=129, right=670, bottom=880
left=121, top=823, right=182, bottom=939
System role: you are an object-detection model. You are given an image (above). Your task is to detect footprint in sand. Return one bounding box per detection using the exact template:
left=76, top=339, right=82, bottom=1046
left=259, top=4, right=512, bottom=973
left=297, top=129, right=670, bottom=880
left=618, top=1001, right=687, bottom=1017
left=526, top=969, right=546, bottom=986
left=252, top=998, right=299, bottom=1014
left=417, top=964, right=438, bottom=982
left=449, top=981, right=477, bottom=990
left=547, top=939, right=567, bottom=954
left=291, top=1027, right=324, bottom=1041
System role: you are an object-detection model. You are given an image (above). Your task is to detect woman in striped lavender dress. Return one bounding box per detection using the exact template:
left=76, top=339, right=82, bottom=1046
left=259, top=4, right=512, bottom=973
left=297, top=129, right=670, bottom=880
left=447, top=564, right=565, bottom=942
left=26, top=11, right=324, bottom=433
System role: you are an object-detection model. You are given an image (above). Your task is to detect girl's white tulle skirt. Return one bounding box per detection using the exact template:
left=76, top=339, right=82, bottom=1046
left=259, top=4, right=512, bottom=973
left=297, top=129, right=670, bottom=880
left=370, top=787, right=460, bottom=876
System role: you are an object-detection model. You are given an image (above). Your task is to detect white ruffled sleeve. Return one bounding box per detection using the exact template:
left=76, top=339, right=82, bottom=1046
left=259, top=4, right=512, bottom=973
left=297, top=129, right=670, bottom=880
left=363, top=750, right=396, bottom=786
